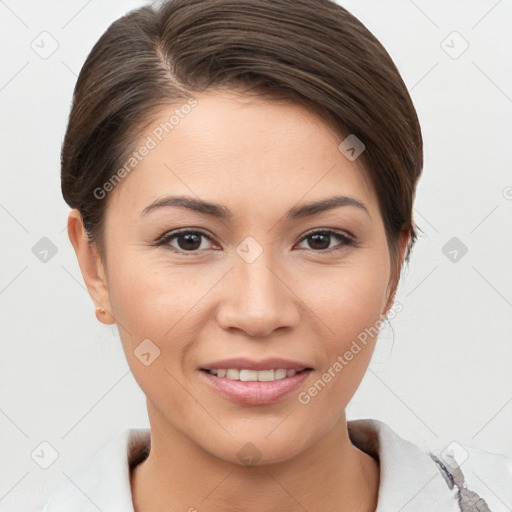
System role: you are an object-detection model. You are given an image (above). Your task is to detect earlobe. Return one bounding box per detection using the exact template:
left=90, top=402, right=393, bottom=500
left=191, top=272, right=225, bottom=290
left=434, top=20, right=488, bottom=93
left=67, top=209, right=116, bottom=325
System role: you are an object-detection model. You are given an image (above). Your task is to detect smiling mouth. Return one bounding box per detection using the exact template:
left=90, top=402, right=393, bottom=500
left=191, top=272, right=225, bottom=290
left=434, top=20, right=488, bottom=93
left=201, top=368, right=313, bottom=382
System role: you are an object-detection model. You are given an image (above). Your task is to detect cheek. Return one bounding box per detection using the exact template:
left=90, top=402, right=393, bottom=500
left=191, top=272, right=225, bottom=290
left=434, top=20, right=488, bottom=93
left=105, top=259, right=192, bottom=405
left=104, top=250, right=168, bottom=353
left=106, top=253, right=219, bottom=369
left=295, top=260, right=390, bottom=426
left=300, top=254, right=390, bottom=343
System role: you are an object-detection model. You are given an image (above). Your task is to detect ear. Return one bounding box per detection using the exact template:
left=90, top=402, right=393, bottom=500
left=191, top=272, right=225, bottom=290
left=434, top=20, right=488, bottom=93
left=383, top=228, right=410, bottom=316
left=67, top=209, right=116, bottom=325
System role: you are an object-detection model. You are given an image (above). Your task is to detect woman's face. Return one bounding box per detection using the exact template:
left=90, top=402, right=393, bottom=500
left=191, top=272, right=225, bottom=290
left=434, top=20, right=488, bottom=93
left=91, top=89, right=401, bottom=464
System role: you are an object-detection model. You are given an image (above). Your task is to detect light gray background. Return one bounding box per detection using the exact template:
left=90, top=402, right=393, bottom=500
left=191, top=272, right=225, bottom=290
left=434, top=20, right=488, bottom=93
left=1, top=0, right=511, bottom=510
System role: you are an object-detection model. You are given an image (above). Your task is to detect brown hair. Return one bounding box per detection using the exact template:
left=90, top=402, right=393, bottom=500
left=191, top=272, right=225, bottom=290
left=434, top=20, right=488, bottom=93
left=61, top=0, right=422, bottom=276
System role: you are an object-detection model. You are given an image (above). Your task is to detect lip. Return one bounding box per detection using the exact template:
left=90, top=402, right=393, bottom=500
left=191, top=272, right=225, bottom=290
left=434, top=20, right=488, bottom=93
left=200, top=357, right=312, bottom=372
left=198, top=367, right=313, bottom=405
left=198, top=359, right=313, bottom=405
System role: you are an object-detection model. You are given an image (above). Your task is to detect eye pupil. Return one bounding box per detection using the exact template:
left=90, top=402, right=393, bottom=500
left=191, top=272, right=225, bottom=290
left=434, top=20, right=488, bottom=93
left=178, top=233, right=202, bottom=251
left=308, top=233, right=330, bottom=250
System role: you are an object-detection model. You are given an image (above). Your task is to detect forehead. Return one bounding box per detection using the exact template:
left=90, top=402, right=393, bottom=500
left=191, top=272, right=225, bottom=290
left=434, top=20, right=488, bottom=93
left=107, top=89, right=376, bottom=217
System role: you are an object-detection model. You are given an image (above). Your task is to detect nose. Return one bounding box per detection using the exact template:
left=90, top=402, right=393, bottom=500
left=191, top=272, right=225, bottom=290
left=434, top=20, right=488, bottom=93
left=216, top=249, right=301, bottom=338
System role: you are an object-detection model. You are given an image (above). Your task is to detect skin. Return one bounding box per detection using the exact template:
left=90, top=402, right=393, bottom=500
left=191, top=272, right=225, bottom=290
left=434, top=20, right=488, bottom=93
left=68, top=88, right=409, bottom=512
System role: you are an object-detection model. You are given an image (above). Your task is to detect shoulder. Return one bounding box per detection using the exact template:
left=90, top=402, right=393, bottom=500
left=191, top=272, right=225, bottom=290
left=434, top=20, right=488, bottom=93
left=39, top=428, right=150, bottom=512
left=348, top=418, right=512, bottom=512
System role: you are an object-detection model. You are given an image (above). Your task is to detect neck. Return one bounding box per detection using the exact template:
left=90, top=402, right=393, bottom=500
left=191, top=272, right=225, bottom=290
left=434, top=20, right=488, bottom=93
left=131, top=409, right=379, bottom=512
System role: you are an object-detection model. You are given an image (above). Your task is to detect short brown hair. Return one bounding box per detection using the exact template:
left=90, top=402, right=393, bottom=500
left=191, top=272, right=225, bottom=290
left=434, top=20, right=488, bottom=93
left=61, top=0, right=422, bottom=272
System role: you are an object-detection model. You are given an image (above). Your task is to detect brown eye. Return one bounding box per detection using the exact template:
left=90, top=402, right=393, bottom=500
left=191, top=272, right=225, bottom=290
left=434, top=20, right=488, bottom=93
left=298, top=230, right=354, bottom=252
left=174, top=232, right=203, bottom=251
left=157, top=229, right=215, bottom=254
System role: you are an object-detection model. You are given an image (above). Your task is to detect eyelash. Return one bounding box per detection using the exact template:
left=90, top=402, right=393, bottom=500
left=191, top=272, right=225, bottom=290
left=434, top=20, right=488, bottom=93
left=153, top=228, right=356, bottom=255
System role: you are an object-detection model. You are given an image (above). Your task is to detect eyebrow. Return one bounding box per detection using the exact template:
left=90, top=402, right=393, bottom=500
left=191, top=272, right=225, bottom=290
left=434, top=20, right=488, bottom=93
left=140, top=194, right=370, bottom=220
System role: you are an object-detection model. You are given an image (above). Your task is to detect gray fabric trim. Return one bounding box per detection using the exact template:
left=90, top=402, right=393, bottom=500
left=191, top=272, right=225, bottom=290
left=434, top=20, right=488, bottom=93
left=429, top=452, right=493, bottom=512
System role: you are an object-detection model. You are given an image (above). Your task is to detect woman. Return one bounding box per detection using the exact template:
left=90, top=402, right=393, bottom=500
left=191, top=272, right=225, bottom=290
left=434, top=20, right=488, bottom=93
left=41, top=0, right=511, bottom=510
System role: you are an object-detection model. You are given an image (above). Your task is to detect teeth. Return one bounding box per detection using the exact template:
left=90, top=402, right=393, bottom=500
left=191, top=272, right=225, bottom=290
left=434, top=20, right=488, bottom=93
left=239, top=369, right=258, bottom=381
left=256, top=370, right=275, bottom=382
left=275, top=369, right=287, bottom=379
left=226, top=369, right=240, bottom=380
left=207, top=368, right=301, bottom=381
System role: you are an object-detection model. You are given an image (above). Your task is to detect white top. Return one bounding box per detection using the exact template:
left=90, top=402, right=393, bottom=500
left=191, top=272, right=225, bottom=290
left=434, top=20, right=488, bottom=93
left=40, top=419, right=512, bottom=512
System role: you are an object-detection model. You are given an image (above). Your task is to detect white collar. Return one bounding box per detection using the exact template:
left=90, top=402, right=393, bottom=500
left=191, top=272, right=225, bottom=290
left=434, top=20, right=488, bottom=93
left=348, top=419, right=459, bottom=511
left=42, top=419, right=492, bottom=511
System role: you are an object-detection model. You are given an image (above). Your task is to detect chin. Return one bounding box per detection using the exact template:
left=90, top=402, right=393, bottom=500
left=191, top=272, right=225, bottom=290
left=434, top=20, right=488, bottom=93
left=198, top=423, right=316, bottom=468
